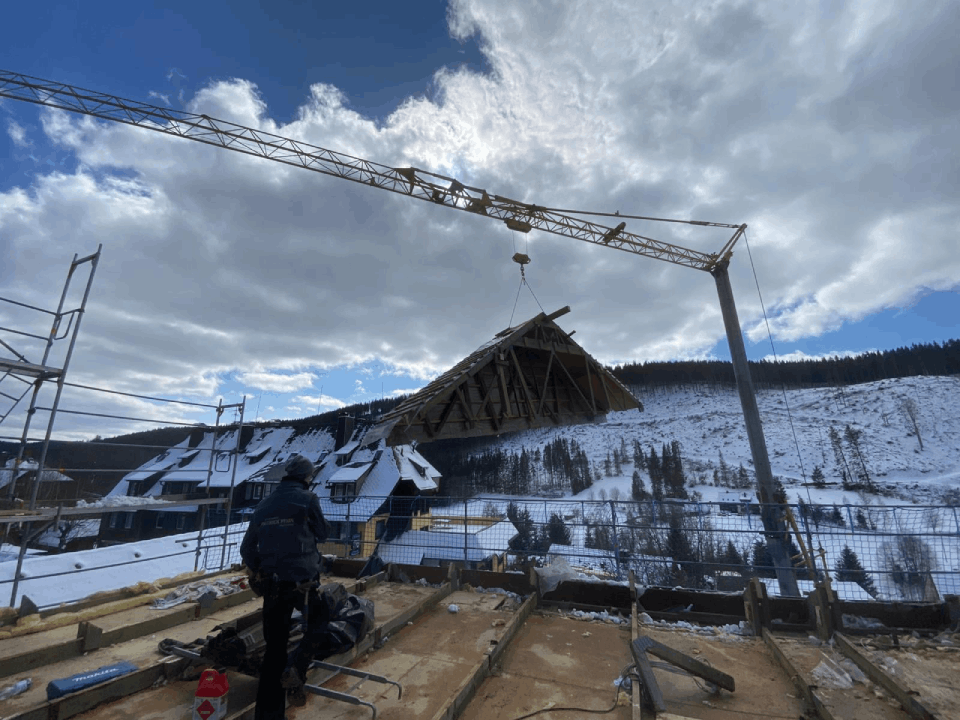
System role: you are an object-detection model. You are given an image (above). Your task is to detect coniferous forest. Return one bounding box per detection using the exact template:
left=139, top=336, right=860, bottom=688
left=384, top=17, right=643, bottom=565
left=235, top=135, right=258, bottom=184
left=611, top=339, right=960, bottom=391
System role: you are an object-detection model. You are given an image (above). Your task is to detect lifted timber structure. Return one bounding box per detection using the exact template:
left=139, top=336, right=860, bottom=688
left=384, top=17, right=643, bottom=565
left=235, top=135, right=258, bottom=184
left=363, top=307, right=640, bottom=447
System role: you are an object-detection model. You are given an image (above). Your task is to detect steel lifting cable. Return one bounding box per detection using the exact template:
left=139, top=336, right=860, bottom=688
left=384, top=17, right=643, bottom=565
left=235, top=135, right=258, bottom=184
left=742, top=229, right=807, bottom=483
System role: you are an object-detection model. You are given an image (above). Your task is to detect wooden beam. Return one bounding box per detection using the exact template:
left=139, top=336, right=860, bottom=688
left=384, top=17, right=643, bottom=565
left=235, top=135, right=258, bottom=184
left=630, top=639, right=667, bottom=713
left=553, top=353, right=594, bottom=413
left=508, top=348, right=538, bottom=422
left=762, top=629, right=837, bottom=720
left=834, top=633, right=940, bottom=720
left=497, top=359, right=512, bottom=424
left=536, top=350, right=555, bottom=418
left=430, top=388, right=461, bottom=437
left=636, top=635, right=735, bottom=692
left=473, top=369, right=500, bottom=432
left=584, top=353, right=596, bottom=414
left=455, top=385, right=476, bottom=428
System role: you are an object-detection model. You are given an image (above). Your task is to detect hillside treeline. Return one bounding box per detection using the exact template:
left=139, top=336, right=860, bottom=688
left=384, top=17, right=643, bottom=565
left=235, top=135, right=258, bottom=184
left=612, top=339, right=960, bottom=390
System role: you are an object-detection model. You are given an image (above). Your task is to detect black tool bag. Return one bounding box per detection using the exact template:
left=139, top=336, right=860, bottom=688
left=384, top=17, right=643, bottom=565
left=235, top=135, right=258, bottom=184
left=310, top=583, right=375, bottom=659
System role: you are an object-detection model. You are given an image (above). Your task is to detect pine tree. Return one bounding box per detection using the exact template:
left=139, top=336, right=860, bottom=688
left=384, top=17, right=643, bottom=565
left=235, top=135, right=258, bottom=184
left=648, top=447, right=663, bottom=501
left=844, top=424, right=873, bottom=491
left=828, top=425, right=852, bottom=484
left=547, top=512, right=572, bottom=545
left=718, top=450, right=731, bottom=487
left=811, top=465, right=826, bottom=489
left=735, top=463, right=751, bottom=490
left=631, top=469, right=647, bottom=501
left=835, top=546, right=878, bottom=598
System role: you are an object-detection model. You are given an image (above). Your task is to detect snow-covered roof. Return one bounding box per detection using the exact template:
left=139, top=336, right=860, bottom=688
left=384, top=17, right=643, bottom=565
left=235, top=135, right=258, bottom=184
left=333, top=439, right=360, bottom=457
left=378, top=528, right=495, bottom=565
left=108, top=426, right=335, bottom=497
left=396, top=446, right=441, bottom=492
left=0, top=459, right=74, bottom=490
left=328, top=462, right=373, bottom=484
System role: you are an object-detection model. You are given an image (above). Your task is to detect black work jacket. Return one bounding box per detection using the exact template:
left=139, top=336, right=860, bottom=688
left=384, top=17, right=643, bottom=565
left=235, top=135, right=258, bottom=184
left=240, top=478, right=328, bottom=583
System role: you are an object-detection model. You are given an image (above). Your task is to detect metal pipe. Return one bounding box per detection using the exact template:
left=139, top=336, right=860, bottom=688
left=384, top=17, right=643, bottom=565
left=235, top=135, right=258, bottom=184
left=220, top=397, right=245, bottom=569
left=711, top=258, right=799, bottom=597
left=194, top=400, right=223, bottom=572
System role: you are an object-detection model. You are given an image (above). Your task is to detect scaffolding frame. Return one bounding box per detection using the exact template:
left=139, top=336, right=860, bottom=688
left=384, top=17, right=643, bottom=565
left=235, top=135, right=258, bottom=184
left=1, top=247, right=102, bottom=606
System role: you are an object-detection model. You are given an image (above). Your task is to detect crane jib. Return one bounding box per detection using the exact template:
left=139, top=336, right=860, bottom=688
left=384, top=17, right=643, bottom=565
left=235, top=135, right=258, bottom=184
left=0, top=69, right=740, bottom=272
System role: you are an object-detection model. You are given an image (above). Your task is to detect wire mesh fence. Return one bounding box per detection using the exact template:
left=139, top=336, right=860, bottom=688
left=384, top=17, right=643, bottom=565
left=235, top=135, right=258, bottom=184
left=323, top=496, right=960, bottom=602
left=3, top=495, right=958, bottom=608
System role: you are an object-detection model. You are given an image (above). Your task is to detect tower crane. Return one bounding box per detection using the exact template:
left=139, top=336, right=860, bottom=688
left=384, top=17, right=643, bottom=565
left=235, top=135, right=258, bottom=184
left=0, top=69, right=799, bottom=595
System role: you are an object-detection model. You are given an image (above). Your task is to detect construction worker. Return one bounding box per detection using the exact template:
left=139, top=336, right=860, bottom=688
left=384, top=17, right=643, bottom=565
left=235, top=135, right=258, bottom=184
left=240, top=454, right=329, bottom=720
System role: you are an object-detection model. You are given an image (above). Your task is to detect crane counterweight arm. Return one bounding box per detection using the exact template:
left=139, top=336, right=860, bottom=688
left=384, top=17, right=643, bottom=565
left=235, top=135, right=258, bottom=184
left=0, top=69, right=737, bottom=271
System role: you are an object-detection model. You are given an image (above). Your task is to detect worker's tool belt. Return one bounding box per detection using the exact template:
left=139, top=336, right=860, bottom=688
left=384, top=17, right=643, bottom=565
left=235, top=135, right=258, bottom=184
left=250, top=573, right=319, bottom=599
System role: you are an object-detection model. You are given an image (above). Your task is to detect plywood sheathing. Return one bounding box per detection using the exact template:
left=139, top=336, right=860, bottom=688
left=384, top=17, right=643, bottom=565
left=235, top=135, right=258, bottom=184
left=51, top=581, right=442, bottom=720
left=460, top=611, right=633, bottom=720
left=287, top=589, right=525, bottom=719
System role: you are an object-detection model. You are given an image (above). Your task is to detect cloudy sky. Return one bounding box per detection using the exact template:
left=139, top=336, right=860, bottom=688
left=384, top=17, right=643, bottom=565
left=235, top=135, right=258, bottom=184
left=1, top=0, right=958, bottom=441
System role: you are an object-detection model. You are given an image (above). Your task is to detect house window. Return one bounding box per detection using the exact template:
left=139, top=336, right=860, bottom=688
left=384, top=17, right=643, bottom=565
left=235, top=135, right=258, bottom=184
left=127, top=481, right=142, bottom=496
left=155, top=514, right=164, bottom=529
left=253, top=484, right=264, bottom=499
left=110, top=513, right=120, bottom=529
left=123, top=513, right=134, bottom=530
left=375, top=519, right=386, bottom=539
left=176, top=514, right=186, bottom=530
left=331, top=483, right=356, bottom=503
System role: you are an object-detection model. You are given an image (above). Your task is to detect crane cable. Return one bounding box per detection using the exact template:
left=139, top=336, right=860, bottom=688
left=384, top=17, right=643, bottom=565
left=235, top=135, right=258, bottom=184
left=742, top=229, right=807, bottom=485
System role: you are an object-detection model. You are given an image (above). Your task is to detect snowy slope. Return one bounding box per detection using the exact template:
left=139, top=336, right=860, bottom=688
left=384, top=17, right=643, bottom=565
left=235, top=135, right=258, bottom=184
left=484, top=375, right=960, bottom=505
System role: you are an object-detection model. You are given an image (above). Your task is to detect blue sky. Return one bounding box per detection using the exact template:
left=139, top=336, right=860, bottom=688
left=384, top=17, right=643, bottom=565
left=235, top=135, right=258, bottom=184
left=2, top=1, right=958, bottom=437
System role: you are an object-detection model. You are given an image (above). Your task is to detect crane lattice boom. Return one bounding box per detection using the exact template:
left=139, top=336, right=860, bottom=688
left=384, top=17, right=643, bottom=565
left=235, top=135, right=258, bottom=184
left=0, top=70, right=744, bottom=271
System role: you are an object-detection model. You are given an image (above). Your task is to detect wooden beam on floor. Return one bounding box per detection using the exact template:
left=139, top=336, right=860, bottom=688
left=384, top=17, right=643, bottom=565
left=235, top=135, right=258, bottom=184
left=834, top=633, right=941, bottom=720
left=762, top=628, right=837, bottom=720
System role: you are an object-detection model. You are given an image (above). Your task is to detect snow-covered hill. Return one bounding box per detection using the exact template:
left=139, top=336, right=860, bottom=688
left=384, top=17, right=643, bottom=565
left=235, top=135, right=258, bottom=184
left=466, top=375, right=960, bottom=506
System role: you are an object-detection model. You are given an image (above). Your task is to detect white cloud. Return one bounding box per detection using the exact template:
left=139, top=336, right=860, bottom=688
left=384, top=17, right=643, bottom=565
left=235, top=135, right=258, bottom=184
left=237, top=371, right=317, bottom=393
left=2, top=0, right=959, bottom=438
left=6, top=119, right=28, bottom=147
left=292, top=394, right=346, bottom=411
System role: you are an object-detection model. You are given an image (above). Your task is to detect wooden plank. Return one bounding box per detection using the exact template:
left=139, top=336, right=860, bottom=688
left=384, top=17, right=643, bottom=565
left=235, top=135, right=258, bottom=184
left=486, top=592, right=536, bottom=670
left=375, top=582, right=454, bottom=645
left=100, top=604, right=196, bottom=646
left=7, top=657, right=189, bottom=720
left=834, top=633, right=940, bottom=720
left=630, top=597, right=643, bottom=720
left=629, top=639, right=667, bottom=713
left=430, top=592, right=536, bottom=720
left=0, top=638, right=83, bottom=679
left=762, top=628, right=837, bottom=720
left=636, top=635, right=736, bottom=692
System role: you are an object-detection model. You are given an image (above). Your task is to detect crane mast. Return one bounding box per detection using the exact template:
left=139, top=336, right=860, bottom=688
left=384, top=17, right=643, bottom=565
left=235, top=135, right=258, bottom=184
left=0, top=69, right=799, bottom=596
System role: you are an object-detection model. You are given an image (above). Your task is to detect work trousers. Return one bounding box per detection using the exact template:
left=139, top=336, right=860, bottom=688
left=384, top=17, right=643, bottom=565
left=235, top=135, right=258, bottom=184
left=255, top=583, right=329, bottom=720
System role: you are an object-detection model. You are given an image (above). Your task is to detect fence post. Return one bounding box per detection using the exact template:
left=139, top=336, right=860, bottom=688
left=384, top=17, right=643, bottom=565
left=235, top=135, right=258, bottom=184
left=609, top=500, right=622, bottom=580
left=952, top=507, right=960, bottom=535
left=464, top=497, right=468, bottom=566
left=846, top=504, right=855, bottom=531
